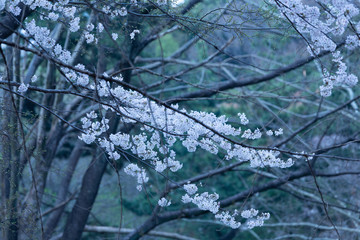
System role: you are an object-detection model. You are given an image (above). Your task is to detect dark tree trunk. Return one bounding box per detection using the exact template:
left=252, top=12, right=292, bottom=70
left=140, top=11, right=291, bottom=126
left=43, top=141, right=84, bottom=239
left=0, top=4, right=33, bottom=39
left=60, top=147, right=109, bottom=240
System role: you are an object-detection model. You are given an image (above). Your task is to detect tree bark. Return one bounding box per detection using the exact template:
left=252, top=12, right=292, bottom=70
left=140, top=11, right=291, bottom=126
left=43, top=141, right=84, bottom=239
left=0, top=4, right=33, bottom=39
left=60, top=147, right=110, bottom=240
left=0, top=37, right=19, bottom=240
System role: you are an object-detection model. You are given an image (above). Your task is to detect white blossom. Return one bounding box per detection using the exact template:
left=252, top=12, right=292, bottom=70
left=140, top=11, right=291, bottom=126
left=266, top=130, right=273, bottom=136
left=98, top=23, right=104, bottom=33
left=238, top=113, right=249, bottom=125
left=158, top=197, right=171, bottom=207
left=31, top=75, right=38, bottom=83
left=18, top=83, right=29, bottom=93
left=85, top=32, right=95, bottom=43
left=124, top=163, right=149, bottom=191
left=118, top=7, right=127, bottom=16
left=241, top=208, right=259, bottom=219
left=215, top=211, right=241, bottom=229
left=274, top=128, right=283, bottom=136
left=69, top=17, right=80, bottom=32
left=112, top=33, right=118, bottom=40
left=246, top=212, right=270, bottom=229
left=130, top=29, right=140, bottom=39
left=86, top=23, right=95, bottom=32
left=48, top=12, right=59, bottom=21
left=184, top=183, right=198, bottom=195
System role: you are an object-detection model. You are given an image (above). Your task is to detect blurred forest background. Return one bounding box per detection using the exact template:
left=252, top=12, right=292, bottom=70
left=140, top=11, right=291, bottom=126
left=0, top=0, right=360, bottom=240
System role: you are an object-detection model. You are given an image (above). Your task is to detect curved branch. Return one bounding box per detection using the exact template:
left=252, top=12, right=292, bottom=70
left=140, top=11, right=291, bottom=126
left=167, top=42, right=345, bottom=104
left=84, top=225, right=198, bottom=240
left=125, top=169, right=310, bottom=240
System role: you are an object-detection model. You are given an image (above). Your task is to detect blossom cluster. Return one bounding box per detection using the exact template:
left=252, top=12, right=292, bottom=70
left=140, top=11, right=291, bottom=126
left=319, top=51, right=358, bottom=97
left=18, top=83, right=29, bottom=93
left=124, top=163, right=149, bottom=191
left=158, top=197, right=171, bottom=207
left=244, top=212, right=271, bottom=229
left=215, top=211, right=241, bottom=229
left=270, top=0, right=360, bottom=97
left=180, top=183, right=270, bottom=229
left=74, top=75, right=296, bottom=227
left=78, top=87, right=294, bottom=171
left=63, top=64, right=90, bottom=86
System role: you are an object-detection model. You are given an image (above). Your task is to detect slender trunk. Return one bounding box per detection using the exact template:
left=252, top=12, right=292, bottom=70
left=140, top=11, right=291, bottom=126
left=1, top=39, right=19, bottom=240
left=0, top=84, right=18, bottom=240
left=20, top=62, right=61, bottom=240
left=43, top=141, right=84, bottom=239
left=61, top=146, right=109, bottom=240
